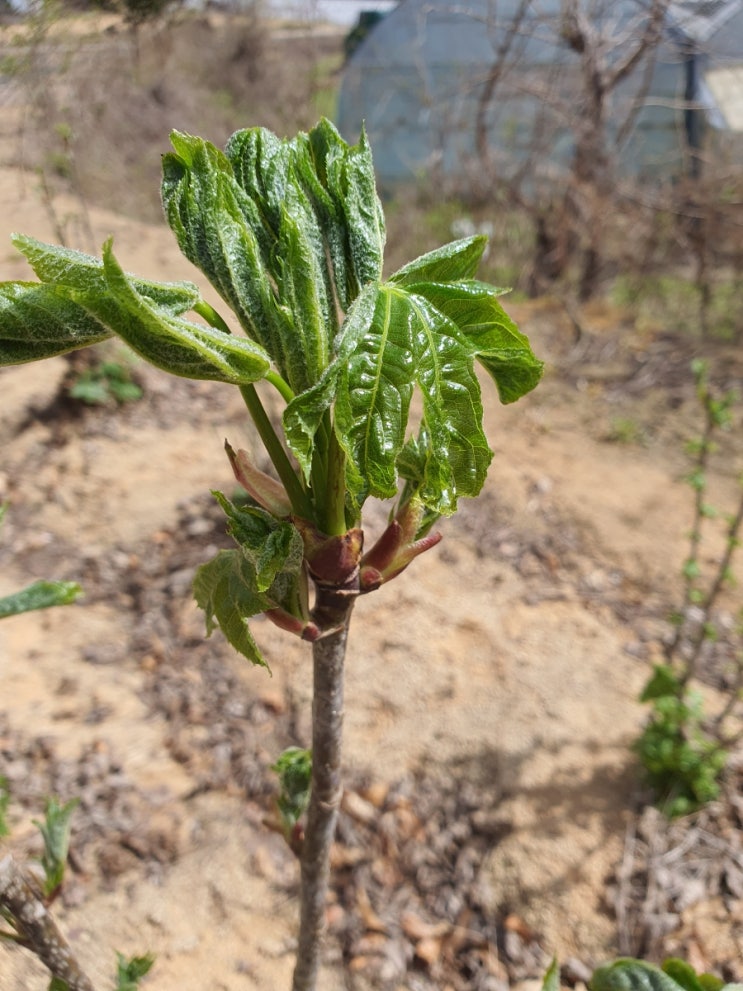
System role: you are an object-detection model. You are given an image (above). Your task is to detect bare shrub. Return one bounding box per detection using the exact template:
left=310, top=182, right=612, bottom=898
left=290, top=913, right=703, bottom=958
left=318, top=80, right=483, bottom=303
left=4, top=10, right=343, bottom=223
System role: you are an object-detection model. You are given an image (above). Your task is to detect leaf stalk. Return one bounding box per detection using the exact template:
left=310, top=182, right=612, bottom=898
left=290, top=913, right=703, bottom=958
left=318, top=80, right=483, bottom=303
left=239, top=384, right=314, bottom=521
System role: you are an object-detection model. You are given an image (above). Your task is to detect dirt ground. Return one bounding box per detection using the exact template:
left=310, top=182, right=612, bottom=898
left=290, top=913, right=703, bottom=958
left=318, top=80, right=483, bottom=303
left=1, top=141, right=743, bottom=989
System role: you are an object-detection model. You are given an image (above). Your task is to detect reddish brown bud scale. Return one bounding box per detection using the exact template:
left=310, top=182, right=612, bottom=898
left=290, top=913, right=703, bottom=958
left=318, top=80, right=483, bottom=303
left=265, top=607, right=321, bottom=641
left=293, top=519, right=364, bottom=586
left=225, top=440, right=293, bottom=517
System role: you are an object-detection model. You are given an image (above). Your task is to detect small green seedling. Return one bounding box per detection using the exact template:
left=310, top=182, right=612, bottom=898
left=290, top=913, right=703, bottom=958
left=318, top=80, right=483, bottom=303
left=68, top=360, right=143, bottom=406
left=635, top=360, right=743, bottom=816
left=33, top=797, right=79, bottom=900
left=114, top=952, right=156, bottom=991
left=634, top=665, right=727, bottom=817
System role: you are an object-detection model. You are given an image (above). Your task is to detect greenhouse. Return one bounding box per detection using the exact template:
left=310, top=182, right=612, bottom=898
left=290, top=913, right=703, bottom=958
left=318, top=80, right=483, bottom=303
left=336, top=0, right=743, bottom=188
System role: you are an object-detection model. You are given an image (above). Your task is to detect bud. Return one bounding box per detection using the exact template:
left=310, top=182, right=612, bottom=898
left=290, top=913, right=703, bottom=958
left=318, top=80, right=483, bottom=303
left=225, top=441, right=293, bottom=517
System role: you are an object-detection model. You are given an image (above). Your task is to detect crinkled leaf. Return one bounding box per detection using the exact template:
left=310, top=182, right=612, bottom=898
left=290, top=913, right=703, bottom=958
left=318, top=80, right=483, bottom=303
left=402, top=279, right=543, bottom=403
left=212, top=490, right=304, bottom=592
left=193, top=496, right=308, bottom=666
left=301, top=121, right=385, bottom=308
left=76, top=240, right=270, bottom=384
left=390, top=235, right=487, bottom=286
left=0, top=237, right=265, bottom=380
left=163, top=120, right=384, bottom=392
left=163, top=132, right=319, bottom=391
left=229, top=119, right=384, bottom=314
left=333, top=282, right=492, bottom=514
left=661, top=961, right=721, bottom=991
left=12, top=234, right=200, bottom=314
left=275, top=188, right=333, bottom=388
left=163, top=134, right=290, bottom=349
left=192, top=549, right=271, bottom=668
left=334, top=285, right=415, bottom=502
left=225, top=126, right=289, bottom=249
left=283, top=282, right=379, bottom=480
left=0, top=282, right=112, bottom=364
left=0, top=580, right=82, bottom=619
left=590, top=960, right=692, bottom=991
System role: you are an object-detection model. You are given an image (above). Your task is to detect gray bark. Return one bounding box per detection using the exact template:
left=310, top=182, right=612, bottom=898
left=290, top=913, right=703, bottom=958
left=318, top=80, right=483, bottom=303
left=291, top=583, right=355, bottom=991
left=0, top=853, right=96, bottom=991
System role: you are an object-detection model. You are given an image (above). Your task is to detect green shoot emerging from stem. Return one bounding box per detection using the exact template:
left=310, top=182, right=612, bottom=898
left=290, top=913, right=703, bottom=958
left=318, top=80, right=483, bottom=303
left=0, top=118, right=542, bottom=666
left=0, top=119, right=542, bottom=991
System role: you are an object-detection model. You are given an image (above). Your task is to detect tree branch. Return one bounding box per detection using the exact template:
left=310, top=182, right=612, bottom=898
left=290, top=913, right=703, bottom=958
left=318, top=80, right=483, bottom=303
left=0, top=854, right=97, bottom=991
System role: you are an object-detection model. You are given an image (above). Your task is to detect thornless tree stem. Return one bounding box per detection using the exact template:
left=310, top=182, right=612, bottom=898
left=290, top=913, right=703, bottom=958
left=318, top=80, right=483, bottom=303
left=0, top=854, right=96, bottom=991
left=292, top=584, right=355, bottom=991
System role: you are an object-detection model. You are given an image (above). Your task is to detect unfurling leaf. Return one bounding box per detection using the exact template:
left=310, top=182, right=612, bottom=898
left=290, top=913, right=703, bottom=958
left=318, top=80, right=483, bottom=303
left=193, top=493, right=313, bottom=665
left=162, top=119, right=384, bottom=394
left=0, top=282, right=112, bottom=364
left=272, top=747, right=312, bottom=838
left=193, top=549, right=272, bottom=668
left=1, top=235, right=270, bottom=384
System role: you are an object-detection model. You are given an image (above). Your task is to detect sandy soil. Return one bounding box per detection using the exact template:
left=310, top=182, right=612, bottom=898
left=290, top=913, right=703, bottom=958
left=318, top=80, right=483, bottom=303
left=1, top=165, right=742, bottom=991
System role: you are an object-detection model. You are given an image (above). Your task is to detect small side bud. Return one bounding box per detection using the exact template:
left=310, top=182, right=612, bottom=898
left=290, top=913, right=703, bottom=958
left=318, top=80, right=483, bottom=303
left=264, top=607, right=321, bottom=641
left=293, top=519, right=364, bottom=586
left=225, top=440, right=293, bottom=518
left=359, top=499, right=442, bottom=592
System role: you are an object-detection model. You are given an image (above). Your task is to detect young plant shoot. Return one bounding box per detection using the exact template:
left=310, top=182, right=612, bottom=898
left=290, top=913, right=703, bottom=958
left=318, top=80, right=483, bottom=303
left=0, top=119, right=542, bottom=990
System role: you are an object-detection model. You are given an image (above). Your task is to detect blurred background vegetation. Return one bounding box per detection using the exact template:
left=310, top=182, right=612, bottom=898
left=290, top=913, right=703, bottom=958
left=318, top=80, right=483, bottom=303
left=0, top=0, right=741, bottom=342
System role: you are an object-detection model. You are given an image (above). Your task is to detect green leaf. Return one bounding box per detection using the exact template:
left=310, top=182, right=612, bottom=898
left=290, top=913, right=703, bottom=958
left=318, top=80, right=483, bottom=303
left=162, top=131, right=308, bottom=389
left=82, top=241, right=271, bottom=385
left=0, top=282, right=112, bottom=364
left=283, top=282, right=379, bottom=482
left=211, top=491, right=304, bottom=593
left=115, top=951, right=155, bottom=991
left=542, top=959, right=561, bottom=991
left=402, top=278, right=544, bottom=403
left=0, top=580, right=82, bottom=620
left=229, top=119, right=385, bottom=313
left=315, top=121, right=385, bottom=305
left=11, top=234, right=200, bottom=314
left=272, top=747, right=312, bottom=835
left=590, top=959, right=689, bottom=991
left=47, top=979, right=70, bottom=991
left=390, top=235, right=487, bottom=286
left=1, top=235, right=269, bottom=383
left=193, top=487, right=313, bottom=664
left=662, top=960, right=721, bottom=991
left=640, top=665, right=682, bottom=702
left=33, top=797, right=79, bottom=898
left=163, top=120, right=385, bottom=394
left=333, top=282, right=493, bottom=514
left=192, top=549, right=271, bottom=668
